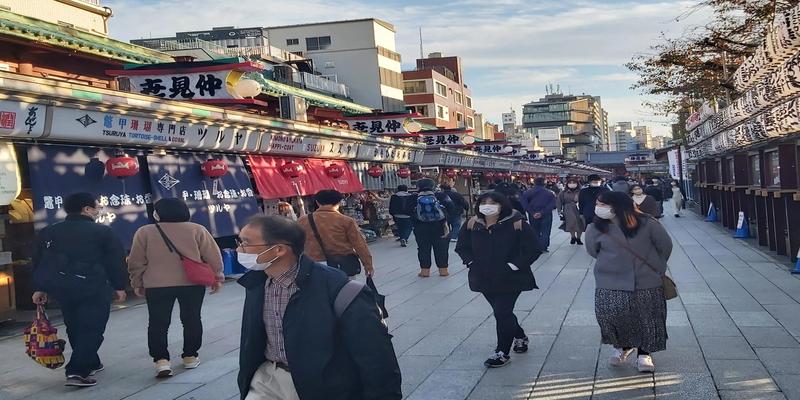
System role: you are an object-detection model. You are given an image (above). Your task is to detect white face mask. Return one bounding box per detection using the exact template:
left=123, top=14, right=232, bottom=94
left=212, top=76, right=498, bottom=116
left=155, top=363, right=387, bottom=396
left=590, top=181, right=601, bottom=187
left=567, top=183, right=578, bottom=189
left=237, top=245, right=279, bottom=271
left=595, top=205, right=615, bottom=220
left=479, top=204, right=501, bottom=216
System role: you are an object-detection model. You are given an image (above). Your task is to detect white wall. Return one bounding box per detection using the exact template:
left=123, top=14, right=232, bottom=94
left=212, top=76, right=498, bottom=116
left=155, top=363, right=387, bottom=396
left=1, top=0, right=109, bottom=35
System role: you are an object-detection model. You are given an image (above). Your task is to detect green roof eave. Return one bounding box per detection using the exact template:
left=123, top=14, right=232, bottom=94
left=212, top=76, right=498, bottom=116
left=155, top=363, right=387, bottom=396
left=0, top=9, right=172, bottom=64
left=248, top=72, right=372, bottom=114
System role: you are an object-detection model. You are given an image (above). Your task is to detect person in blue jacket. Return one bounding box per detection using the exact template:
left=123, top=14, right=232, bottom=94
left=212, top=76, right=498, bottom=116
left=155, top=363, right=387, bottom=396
left=520, top=178, right=557, bottom=252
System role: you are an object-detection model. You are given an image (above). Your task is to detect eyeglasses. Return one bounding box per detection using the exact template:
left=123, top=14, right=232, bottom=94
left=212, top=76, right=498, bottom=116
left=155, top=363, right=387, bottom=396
left=235, top=238, right=290, bottom=249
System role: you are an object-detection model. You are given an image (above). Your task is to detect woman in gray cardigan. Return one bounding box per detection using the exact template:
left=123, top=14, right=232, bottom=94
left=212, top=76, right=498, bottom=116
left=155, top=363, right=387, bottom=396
left=585, top=191, right=673, bottom=372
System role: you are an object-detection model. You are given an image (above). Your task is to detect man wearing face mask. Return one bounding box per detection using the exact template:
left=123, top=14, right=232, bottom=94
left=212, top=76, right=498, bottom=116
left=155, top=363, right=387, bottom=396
left=578, top=174, right=610, bottom=226
left=521, top=178, right=557, bottom=252
left=236, top=215, right=401, bottom=400
left=31, top=192, right=128, bottom=387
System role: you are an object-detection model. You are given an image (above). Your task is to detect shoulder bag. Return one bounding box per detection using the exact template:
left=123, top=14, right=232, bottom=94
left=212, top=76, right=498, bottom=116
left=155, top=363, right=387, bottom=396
left=308, top=213, right=362, bottom=276
left=155, top=224, right=217, bottom=286
left=603, top=231, right=677, bottom=300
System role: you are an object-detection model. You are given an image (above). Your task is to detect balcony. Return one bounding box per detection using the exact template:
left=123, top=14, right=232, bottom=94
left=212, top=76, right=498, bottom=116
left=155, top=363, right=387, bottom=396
left=140, top=38, right=305, bottom=63
left=301, top=71, right=348, bottom=98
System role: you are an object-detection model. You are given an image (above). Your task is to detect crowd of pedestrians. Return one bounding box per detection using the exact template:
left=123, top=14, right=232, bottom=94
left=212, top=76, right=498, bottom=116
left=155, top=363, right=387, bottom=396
left=29, top=173, right=683, bottom=397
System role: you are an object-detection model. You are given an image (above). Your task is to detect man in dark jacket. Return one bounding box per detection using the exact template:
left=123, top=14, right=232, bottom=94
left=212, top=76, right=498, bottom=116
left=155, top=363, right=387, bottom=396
left=31, top=192, right=127, bottom=387
left=440, top=183, right=469, bottom=242
left=412, top=178, right=451, bottom=277
left=389, top=185, right=417, bottom=247
left=578, top=174, right=610, bottom=225
left=520, top=178, right=557, bottom=252
left=236, top=215, right=401, bottom=400
left=611, top=176, right=631, bottom=193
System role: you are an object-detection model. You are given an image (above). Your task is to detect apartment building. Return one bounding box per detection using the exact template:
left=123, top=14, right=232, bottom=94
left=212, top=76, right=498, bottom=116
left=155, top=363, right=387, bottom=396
left=402, top=53, right=475, bottom=129
left=0, top=0, right=112, bottom=36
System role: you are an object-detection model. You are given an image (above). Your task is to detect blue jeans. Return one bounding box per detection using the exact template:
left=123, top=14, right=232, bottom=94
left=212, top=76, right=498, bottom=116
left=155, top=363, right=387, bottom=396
left=394, top=217, right=414, bottom=240
left=530, top=212, right=553, bottom=251
left=447, top=214, right=463, bottom=240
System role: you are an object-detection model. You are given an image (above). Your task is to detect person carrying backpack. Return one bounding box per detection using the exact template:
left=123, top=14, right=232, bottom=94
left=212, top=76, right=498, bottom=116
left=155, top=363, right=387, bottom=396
left=440, top=183, right=469, bottom=242
left=236, top=215, right=401, bottom=400
left=31, top=192, right=128, bottom=387
left=412, top=178, right=451, bottom=277
left=455, top=191, right=541, bottom=368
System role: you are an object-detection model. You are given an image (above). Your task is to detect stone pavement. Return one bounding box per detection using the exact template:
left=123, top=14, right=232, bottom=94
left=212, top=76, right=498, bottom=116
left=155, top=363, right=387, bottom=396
left=2, top=210, right=800, bottom=400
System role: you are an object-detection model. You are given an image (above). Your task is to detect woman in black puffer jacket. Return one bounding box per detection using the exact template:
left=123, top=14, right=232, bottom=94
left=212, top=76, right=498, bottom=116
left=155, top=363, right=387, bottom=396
left=455, top=191, right=541, bottom=369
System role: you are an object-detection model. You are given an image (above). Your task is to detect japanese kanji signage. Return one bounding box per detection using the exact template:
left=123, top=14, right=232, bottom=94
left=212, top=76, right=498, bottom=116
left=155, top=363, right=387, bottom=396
left=0, top=100, right=45, bottom=138
left=356, top=143, right=414, bottom=163
left=130, top=71, right=231, bottom=100
left=260, top=132, right=359, bottom=159
left=420, top=133, right=469, bottom=147
left=49, top=107, right=262, bottom=152
left=472, top=144, right=513, bottom=154
left=345, top=116, right=421, bottom=135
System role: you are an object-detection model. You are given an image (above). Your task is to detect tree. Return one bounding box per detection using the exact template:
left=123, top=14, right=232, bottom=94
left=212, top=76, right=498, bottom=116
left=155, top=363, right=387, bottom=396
left=627, top=0, right=800, bottom=118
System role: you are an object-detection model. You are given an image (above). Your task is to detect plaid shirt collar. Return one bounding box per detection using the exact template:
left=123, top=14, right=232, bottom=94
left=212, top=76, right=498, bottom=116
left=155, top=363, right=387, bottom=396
left=269, top=262, right=300, bottom=289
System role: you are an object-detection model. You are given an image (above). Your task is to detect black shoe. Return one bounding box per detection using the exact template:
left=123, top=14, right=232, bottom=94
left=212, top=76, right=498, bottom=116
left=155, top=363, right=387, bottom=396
left=674, top=214, right=680, bottom=218
left=542, top=249, right=549, bottom=253
left=570, top=237, right=576, bottom=244
left=576, top=238, right=583, bottom=245
left=89, top=364, right=104, bottom=376
left=400, top=239, right=407, bottom=247
left=513, top=337, right=529, bottom=353
left=484, top=351, right=512, bottom=368
left=65, top=375, right=97, bottom=387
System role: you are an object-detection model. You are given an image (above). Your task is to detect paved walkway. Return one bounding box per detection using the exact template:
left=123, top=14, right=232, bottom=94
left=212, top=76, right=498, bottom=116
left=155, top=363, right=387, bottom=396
left=2, top=210, right=800, bottom=400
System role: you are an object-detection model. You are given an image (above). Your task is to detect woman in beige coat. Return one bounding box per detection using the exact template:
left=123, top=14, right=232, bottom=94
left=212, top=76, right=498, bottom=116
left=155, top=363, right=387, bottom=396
left=128, top=198, right=224, bottom=378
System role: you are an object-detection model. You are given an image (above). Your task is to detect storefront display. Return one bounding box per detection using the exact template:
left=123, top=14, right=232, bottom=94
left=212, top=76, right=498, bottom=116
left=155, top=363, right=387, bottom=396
left=248, top=155, right=364, bottom=199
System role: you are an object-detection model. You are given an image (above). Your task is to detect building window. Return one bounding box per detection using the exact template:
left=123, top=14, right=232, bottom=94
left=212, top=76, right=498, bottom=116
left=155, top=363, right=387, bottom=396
left=406, top=105, right=429, bottom=117
left=466, top=116, right=475, bottom=129
left=436, top=105, right=448, bottom=120
left=286, top=38, right=299, bottom=46
left=454, top=91, right=463, bottom=105
left=403, top=81, right=427, bottom=94
left=306, top=36, right=331, bottom=51
left=435, top=82, right=447, bottom=97
left=765, top=151, right=780, bottom=186
left=749, top=155, right=761, bottom=186
left=377, top=46, right=401, bottom=62
left=456, top=112, right=464, bottom=125
left=465, top=96, right=472, bottom=108
left=379, top=67, right=403, bottom=90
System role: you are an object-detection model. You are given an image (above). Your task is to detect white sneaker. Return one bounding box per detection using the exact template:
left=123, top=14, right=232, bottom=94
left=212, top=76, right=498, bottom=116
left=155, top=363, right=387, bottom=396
left=637, top=354, right=655, bottom=372
left=609, top=347, right=635, bottom=366
left=154, top=359, right=173, bottom=378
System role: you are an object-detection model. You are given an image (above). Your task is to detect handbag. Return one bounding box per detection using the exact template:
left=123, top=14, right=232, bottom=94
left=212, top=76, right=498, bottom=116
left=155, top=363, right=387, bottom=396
left=308, top=213, right=362, bottom=276
left=155, top=224, right=217, bottom=286
left=24, top=305, right=67, bottom=369
left=603, top=232, right=678, bottom=300
left=366, top=276, right=389, bottom=318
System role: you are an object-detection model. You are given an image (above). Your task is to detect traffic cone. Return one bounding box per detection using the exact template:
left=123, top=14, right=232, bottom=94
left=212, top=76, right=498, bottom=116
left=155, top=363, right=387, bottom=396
left=705, top=203, right=718, bottom=222
left=792, top=247, right=800, bottom=275
left=733, top=211, right=749, bottom=238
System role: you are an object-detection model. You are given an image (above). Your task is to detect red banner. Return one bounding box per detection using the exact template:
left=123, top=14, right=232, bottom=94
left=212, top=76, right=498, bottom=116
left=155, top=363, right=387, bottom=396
left=248, top=155, right=364, bottom=199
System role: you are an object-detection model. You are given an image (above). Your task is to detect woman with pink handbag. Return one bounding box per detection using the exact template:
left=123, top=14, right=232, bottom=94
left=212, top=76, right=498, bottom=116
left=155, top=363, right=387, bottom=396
left=128, top=198, right=224, bottom=378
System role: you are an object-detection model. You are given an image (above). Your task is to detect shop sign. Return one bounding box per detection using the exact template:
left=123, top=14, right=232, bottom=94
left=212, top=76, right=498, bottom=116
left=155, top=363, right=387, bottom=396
left=129, top=71, right=234, bottom=100
left=0, top=100, right=45, bottom=138
left=685, top=102, right=716, bottom=131
left=473, top=144, right=513, bottom=154
left=420, top=133, right=469, bottom=147
left=49, top=107, right=262, bottom=152
left=0, top=142, right=20, bottom=205
left=356, top=143, right=414, bottom=162
left=667, top=149, right=680, bottom=180
left=260, top=132, right=359, bottom=159
left=345, top=116, right=421, bottom=135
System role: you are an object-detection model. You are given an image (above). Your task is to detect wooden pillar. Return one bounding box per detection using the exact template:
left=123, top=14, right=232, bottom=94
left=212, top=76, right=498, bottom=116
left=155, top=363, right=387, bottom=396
left=756, top=194, right=769, bottom=246
left=773, top=195, right=788, bottom=256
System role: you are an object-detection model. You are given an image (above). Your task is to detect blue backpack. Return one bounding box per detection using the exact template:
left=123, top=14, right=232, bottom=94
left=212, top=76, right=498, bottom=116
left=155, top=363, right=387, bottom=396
left=415, top=193, right=446, bottom=222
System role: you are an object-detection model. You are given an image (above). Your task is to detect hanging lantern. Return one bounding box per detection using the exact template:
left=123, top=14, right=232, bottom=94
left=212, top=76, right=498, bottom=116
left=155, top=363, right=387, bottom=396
left=367, top=165, right=384, bottom=178
left=201, top=159, right=228, bottom=178
left=445, top=169, right=457, bottom=179
left=484, top=171, right=495, bottom=179
left=280, top=161, right=303, bottom=178
left=410, top=171, right=423, bottom=180
left=459, top=170, right=472, bottom=177
left=396, top=167, right=412, bottom=179
left=325, top=163, right=345, bottom=178
left=105, top=156, right=139, bottom=178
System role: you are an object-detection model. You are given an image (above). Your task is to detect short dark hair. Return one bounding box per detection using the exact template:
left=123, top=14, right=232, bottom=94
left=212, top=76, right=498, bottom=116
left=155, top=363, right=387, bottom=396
left=587, top=174, right=601, bottom=182
left=397, top=184, right=408, bottom=191
left=594, top=191, right=645, bottom=238
left=615, top=176, right=627, bottom=182
left=475, top=191, right=514, bottom=220
left=246, top=215, right=306, bottom=256
left=314, top=189, right=343, bottom=205
left=153, top=198, right=191, bottom=222
left=64, top=192, right=96, bottom=214
left=417, top=178, right=435, bottom=191
left=440, top=183, right=451, bottom=190
left=534, top=177, right=545, bottom=186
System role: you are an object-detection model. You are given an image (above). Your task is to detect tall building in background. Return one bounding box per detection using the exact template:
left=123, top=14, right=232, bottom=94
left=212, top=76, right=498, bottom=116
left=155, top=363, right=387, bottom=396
left=521, top=91, right=608, bottom=161
left=634, top=125, right=653, bottom=150
left=652, top=135, right=670, bottom=149
left=264, top=19, right=404, bottom=111
left=502, top=110, right=517, bottom=136
left=403, top=52, right=475, bottom=129
left=612, top=122, right=635, bottom=151
left=0, top=0, right=112, bottom=36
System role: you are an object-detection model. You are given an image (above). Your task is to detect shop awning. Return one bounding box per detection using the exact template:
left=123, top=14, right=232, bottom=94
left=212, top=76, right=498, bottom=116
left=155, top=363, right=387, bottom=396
left=146, top=154, right=260, bottom=237
left=248, top=72, right=373, bottom=114
left=248, top=155, right=364, bottom=199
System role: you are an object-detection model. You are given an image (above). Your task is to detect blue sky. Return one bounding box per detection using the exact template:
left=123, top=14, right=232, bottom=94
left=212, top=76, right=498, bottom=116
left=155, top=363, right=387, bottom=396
left=109, top=0, right=708, bottom=136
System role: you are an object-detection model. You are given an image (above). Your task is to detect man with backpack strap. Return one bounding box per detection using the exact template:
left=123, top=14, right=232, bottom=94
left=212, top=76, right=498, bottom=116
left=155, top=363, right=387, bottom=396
left=31, top=192, right=128, bottom=387
left=411, top=178, right=451, bottom=277
left=236, top=215, right=401, bottom=400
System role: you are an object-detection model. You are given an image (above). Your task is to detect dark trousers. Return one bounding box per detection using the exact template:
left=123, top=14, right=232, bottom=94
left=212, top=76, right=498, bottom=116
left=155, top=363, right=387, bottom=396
left=145, top=285, right=205, bottom=362
left=413, top=222, right=449, bottom=269
left=58, top=290, right=112, bottom=377
left=394, top=217, right=414, bottom=240
left=483, top=291, right=526, bottom=355
left=447, top=214, right=463, bottom=240
left=531, top=212, right=553, bottom=250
